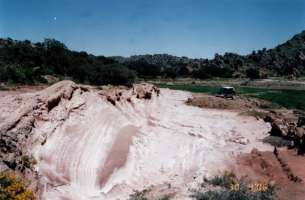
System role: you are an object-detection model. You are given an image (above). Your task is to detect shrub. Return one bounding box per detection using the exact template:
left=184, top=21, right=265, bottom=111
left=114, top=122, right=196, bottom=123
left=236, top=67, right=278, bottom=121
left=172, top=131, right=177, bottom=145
left=126, top=59, right=161, bottom=78
left=192, top=68, right=211, bottom=79
left=88, top=63, right=136, bottom=86
left=0, top=64, right=44, bottom=84
left=246, top=68, right=260, bottom=79
left=21, top=155, right=37, bottom=169
left=128, top=189, right=150, bottom=200
left=205, top=171, right=236, bottom=188
left=191, top=172, right=276, bottom=200
left=128, top=189, right=172, bottom=200
left=0, top=172, right=35, bottom=200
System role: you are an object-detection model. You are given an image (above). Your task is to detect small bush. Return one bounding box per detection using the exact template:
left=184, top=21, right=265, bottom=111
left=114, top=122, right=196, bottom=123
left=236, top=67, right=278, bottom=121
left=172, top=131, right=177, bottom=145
left=128, top=189, right=150, bottom=200
left=192, top=172, right=276, bottom=200
left=21, top=155, right=37, bottom=169
left=0, top=172, right=35, bottom=200
left=128, top=189, right=172, bottom=200
left=205, top=171, right=236, bottom=188
left=246, top=68, right=260, bottom=79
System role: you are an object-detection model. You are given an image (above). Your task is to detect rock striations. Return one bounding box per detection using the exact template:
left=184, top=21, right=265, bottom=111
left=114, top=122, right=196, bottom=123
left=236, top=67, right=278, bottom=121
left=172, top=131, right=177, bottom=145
left=0, top=81, right=272, bottom=200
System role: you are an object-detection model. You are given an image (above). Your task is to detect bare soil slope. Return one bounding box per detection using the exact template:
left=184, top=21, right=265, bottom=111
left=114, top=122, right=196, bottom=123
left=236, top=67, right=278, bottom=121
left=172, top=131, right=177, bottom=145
left=233, top=149, right=305, bottom=200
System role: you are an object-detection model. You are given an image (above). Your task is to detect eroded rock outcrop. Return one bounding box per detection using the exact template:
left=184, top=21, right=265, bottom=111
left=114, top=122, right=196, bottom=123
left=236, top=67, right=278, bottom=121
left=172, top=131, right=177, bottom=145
left=0, top=81, right=273, bottom=200
left=264, top=111, right=305, bottom=154
left=0, top=81, right=78, bottom=172
left=0, top=81, right=160, bottom=174
left=98, top=83, right=160, bottom=106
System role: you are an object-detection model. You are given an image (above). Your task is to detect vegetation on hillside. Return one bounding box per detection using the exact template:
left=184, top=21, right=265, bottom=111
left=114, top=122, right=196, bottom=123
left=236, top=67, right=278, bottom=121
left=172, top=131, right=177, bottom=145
left=116, top=30, right=305, bottom=79
left=0, top=38, right=135, bottom=86
left=0, top=30, right=305, bottom=85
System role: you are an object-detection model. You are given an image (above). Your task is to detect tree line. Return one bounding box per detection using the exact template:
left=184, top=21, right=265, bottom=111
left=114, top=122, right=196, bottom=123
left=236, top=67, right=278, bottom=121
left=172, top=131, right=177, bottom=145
left=117, top=30, right=305, bottom=80
left=0, top=30, right=304, bottom=85
left=0, top=38, right=136, bottom=86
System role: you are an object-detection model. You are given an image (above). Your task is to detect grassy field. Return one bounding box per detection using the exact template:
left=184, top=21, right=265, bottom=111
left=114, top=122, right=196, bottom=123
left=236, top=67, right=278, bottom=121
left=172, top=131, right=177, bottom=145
left=158, top=84, right=305, bottom=111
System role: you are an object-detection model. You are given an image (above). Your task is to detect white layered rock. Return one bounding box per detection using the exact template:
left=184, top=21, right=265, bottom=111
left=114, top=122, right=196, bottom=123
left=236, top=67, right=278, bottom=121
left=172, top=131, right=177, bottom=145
left=0, top=81, right=272, bottom=199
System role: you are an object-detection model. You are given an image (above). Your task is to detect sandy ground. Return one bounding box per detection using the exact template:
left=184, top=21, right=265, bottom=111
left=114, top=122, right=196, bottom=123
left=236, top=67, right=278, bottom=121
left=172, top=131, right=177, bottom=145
left=0, top=82, right=276, bottom=199
left=186, top=93, right=270, bottom=111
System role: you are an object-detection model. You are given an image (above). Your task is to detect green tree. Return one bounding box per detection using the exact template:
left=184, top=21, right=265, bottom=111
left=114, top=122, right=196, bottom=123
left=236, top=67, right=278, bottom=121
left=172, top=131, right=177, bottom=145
left=246, top=68, right=260, bottom=79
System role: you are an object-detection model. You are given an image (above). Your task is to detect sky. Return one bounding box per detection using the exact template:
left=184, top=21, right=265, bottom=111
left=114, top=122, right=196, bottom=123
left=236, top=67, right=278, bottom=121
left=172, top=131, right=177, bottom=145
left=0, top=0, right=305, bottom=58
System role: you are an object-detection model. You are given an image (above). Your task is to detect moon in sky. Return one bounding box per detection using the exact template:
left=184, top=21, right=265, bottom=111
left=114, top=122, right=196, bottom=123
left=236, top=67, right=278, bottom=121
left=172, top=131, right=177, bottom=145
left=53, top=17, right=57, bottom=21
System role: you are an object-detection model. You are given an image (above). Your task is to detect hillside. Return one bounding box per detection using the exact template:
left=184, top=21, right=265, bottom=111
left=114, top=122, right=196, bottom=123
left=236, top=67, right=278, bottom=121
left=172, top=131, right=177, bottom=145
left=0, top=39, right=136, bottom=85
left=116, top=30, right=305, bottom=79
left=0, top=30, right=305, bottom=85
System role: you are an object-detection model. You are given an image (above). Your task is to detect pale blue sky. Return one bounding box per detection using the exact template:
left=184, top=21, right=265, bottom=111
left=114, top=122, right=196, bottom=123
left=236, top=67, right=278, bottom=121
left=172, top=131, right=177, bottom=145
left=0, top=0, right=304, bottom=58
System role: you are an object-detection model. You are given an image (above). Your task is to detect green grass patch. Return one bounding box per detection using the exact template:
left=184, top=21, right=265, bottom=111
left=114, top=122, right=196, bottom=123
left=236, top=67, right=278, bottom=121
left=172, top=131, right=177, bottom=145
left=253, top=90, right=305, bottom=111
left=158, top=84, right=305, bottom=111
